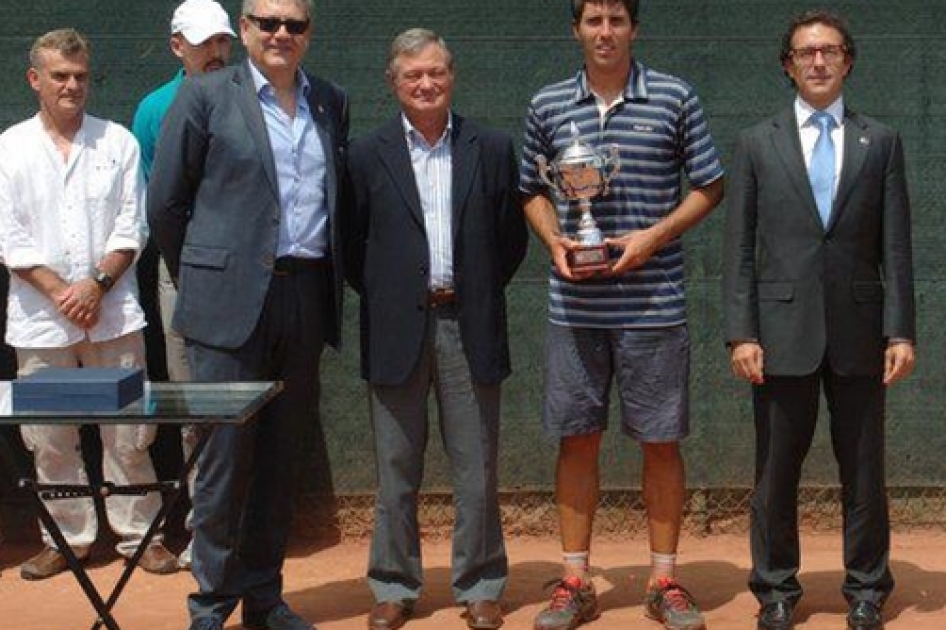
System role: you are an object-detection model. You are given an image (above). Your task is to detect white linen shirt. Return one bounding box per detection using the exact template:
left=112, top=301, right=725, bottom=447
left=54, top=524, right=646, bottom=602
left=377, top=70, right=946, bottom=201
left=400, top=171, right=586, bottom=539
left=0, top=113, right=147, bottom=348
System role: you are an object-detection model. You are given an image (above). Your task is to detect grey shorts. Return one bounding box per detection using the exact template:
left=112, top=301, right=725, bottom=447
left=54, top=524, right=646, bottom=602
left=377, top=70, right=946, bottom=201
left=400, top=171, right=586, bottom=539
left=542, top=323, right=690, bottom=442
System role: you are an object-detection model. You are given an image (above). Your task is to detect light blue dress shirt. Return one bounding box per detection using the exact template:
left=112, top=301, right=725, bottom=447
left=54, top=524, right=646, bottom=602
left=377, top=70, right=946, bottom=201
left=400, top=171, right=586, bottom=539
left=249, top=61, right=328, bottom=259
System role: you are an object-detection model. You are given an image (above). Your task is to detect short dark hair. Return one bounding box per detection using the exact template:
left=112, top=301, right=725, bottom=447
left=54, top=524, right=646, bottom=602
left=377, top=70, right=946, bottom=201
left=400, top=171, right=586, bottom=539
left=571, top=0, right=639, bottom=23
left=779, top=9, right=856, bottom=67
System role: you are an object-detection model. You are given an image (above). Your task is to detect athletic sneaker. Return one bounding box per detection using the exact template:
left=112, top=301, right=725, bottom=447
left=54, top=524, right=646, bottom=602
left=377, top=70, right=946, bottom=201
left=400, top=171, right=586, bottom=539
left=533, top=576, right=601, bottom=630
left=644, top=577, right=707, bottom=630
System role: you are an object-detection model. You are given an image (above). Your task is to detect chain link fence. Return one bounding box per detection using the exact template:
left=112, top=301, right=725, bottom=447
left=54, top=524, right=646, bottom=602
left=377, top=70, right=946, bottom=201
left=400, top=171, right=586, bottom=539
left=293, top=486, right=946, bottom=543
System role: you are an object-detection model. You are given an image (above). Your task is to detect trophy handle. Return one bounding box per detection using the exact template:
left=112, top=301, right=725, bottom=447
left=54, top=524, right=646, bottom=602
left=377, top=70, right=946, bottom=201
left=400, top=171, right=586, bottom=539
left=536, top=154, right=556, bottom=190
left=600, top=145, right=621, bottom=197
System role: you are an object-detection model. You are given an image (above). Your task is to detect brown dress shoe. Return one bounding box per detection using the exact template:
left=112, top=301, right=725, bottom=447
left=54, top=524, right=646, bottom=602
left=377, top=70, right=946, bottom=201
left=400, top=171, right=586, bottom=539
left=21, top=547, right=83, bottom=580
left=136, top=543, right=179, bottom=575
left=465, top=600, right=503, bottom=629
left=368, top=601, right=413, bottom=630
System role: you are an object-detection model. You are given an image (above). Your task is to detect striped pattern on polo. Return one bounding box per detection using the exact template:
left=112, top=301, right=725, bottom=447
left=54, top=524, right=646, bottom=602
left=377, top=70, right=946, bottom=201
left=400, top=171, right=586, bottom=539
left=520, top=61, right=724, bottom=329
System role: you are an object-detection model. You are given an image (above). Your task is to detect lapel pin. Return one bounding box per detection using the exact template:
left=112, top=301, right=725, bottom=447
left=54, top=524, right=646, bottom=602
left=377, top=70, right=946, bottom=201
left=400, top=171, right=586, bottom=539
left=859, top=136, right=870, bottom=146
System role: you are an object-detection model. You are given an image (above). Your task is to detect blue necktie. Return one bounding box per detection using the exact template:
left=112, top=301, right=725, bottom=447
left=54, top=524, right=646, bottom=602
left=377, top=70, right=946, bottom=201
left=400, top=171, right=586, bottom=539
left=808, top=111, right=836, bottom=227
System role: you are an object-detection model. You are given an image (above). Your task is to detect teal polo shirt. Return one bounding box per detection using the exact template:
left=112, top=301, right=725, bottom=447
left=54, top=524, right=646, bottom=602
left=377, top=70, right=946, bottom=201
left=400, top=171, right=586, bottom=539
left=131, top=69, right=185, bottom=181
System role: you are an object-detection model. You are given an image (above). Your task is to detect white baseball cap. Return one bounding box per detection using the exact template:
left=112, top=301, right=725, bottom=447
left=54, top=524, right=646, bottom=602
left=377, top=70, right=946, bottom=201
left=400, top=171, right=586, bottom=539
left=171, top=0, right=236, bottom=45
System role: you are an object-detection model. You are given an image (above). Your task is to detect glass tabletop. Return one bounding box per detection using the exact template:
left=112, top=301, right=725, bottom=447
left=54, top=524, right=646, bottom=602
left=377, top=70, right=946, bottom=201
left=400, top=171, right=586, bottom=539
left=0, top=381, right=284, bottom=425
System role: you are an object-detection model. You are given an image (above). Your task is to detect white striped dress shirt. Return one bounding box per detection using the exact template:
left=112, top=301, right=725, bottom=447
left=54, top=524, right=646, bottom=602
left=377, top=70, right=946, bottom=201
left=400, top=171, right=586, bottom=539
left=403, top=113, right=454, bottom=290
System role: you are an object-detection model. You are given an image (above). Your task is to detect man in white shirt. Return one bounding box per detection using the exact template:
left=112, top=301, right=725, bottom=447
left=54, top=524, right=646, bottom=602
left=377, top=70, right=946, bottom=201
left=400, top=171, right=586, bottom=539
left=0, top=28, right=178, bottom=580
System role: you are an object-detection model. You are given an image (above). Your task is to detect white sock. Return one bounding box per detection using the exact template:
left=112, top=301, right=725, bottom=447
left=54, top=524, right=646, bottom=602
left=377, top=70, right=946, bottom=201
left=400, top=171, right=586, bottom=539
left=651, top=552, right=677, bottom=582
left=563, top=551, right=590, bottom=580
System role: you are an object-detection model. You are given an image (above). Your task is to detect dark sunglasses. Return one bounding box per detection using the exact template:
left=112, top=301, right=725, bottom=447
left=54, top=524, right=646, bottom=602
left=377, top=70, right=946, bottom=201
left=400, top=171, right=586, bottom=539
left=246, top=14, right=310, bottom=35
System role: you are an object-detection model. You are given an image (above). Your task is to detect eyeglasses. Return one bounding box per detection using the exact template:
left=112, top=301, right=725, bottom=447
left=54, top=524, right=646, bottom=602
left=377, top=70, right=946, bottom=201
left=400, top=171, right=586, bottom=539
left=246, top=14, right=310, bottom=36
left=789, top=45, right=848, bottom=66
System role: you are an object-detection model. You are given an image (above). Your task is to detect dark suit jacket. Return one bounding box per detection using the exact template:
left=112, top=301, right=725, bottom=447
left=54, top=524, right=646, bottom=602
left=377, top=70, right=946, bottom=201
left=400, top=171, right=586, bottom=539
left=342, top=114, right=528, bottom=386
left=147, top=61, right=349, bottom=350
left=724, top=106, right=915, bottom=376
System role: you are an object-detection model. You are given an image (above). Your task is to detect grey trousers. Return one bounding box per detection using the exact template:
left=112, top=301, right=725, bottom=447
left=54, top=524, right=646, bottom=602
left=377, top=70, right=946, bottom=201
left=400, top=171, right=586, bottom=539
left=367, top=306, right=508, bottom=604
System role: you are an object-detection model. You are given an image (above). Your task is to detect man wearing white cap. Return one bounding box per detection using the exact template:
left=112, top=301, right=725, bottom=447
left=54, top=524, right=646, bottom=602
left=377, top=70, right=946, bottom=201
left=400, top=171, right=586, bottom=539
left=131, top=0, right=235, bottom=570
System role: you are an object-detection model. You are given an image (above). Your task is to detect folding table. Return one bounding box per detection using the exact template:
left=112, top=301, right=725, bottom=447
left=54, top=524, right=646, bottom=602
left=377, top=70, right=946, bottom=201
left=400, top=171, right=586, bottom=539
left=0, top=380, right=283, bottom=630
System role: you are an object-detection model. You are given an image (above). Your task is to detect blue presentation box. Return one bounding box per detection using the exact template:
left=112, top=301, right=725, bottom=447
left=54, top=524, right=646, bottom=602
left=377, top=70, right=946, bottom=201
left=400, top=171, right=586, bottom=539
left=12, top=367, right=145, bottom=412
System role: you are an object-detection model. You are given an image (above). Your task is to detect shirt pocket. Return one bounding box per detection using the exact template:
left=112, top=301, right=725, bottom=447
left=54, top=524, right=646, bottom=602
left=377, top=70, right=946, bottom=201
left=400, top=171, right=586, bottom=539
left=85, top=158, right=123, bottom=203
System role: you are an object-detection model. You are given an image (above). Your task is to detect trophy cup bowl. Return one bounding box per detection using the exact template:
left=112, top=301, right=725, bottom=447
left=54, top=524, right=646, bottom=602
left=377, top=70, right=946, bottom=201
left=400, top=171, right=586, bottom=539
left=536, top=122, right=620, bottom=274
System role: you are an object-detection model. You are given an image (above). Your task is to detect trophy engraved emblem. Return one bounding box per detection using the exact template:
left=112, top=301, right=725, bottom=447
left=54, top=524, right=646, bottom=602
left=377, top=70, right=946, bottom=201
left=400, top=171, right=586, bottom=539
left=536, top=121, right=620, bottom=274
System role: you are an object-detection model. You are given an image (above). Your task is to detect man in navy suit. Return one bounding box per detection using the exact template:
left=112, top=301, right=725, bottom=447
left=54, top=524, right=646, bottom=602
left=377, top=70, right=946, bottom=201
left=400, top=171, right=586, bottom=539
left=724, top=10, right=915, bottom=630
left=342, top=28, right=527, bottom=630
left=148, top=1, right=348, bottom=629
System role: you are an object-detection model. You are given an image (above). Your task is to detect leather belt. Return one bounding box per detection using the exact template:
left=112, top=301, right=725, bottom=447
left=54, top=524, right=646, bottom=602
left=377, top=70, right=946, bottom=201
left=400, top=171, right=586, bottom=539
left=272, top=256, right=327, bottom=276
left=428, top=287, right=456, bottom=307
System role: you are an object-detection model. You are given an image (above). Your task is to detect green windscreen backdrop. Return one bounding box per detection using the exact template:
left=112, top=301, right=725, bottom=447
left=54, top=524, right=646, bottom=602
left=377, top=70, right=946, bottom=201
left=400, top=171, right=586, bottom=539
left=0, top=1, right=942, bottom=513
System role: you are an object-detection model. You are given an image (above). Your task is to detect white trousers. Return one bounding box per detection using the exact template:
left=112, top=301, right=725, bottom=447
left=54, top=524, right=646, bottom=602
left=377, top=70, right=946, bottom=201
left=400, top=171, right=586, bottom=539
left=17, top=331, right=164, bottom=557
left=159, top=258, right=197, bottom=535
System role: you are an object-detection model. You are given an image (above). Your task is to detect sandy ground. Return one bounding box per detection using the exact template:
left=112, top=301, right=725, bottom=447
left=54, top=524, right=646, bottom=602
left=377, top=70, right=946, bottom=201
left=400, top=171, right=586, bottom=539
left=0, top=531, right=944, bottom=630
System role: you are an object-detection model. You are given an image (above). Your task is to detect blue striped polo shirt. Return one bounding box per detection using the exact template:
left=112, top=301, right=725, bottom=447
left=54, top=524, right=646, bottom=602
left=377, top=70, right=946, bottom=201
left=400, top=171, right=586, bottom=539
left=520, top=61, right=724, bottom=329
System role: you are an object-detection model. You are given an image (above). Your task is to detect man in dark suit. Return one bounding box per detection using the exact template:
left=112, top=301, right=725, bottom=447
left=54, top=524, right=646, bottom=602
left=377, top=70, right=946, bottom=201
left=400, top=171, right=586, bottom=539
left=723, top=10, right=915, bottom=630
left=342, top=28, right=527, bottom=630
left=147, top=1, right=348, bottom=629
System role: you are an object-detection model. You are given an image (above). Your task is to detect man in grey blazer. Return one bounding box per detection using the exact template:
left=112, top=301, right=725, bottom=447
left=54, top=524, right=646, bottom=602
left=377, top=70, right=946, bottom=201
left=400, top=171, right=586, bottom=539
left=723, top=10, right=915, bottom=630
left=148, top=1, right=348, bottom=629
left=342, top=28, right=527, bottom=630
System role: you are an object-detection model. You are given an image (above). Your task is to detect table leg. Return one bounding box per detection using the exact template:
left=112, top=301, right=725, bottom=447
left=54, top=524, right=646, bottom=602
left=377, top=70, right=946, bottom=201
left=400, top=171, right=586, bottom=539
left=3, top=426, right=121, bottom=629
left=14, top=427, right=212, bottom=630
left=20, top=479, right=123, bottom=630
left=89, top=426, right=212, bottom=630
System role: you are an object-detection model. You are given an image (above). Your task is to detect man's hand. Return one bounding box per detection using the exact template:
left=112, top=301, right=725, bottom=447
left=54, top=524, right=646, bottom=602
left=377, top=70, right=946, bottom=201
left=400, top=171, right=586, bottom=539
left=552, top=235, right=603, bottom=281
left=884, top=341, right=915, bottom=385
left=730, top=341, right=764, bottom=385
left=57, top=278, right=103, bottom=329
left=604, top=228, right=661, bottom=275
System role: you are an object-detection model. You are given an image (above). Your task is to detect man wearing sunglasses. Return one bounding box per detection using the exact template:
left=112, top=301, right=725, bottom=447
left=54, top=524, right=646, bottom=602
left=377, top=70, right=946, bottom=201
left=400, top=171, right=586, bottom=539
left=131, top=0, right=236, bottom=573
left=148, top=1, right=349, bottom=629
left=724, top=10, right=915, bottom=630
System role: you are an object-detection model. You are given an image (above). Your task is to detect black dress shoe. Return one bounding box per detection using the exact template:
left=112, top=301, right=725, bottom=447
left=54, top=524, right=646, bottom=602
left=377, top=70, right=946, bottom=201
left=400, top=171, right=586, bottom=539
left=757, top=600, right=794, bottom=630
left=847, top=601, right=883, bottom=630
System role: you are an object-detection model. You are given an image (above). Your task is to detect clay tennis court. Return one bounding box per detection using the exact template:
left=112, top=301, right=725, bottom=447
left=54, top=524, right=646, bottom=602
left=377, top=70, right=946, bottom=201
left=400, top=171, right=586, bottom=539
left=1, top=529, right=943, bottom=629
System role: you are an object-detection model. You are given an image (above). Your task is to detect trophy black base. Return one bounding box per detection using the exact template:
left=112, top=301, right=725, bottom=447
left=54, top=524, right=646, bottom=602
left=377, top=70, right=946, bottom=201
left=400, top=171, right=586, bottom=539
left=567, top=244, right=610, bottom=274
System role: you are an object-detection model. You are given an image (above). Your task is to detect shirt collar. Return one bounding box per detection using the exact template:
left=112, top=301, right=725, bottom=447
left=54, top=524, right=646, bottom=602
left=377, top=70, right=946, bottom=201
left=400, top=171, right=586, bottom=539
left=247, top=60, right=310, bottom=99
left=401, top=111, right=453, bottom=150
left=795, top=95, right=844, bottom=130
left=573, top=59, right=648, bottom=104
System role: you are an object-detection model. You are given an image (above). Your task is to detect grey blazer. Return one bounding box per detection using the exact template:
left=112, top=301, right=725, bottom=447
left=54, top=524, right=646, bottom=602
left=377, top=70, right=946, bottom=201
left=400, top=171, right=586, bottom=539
left=723, top=106, right=914, bottom=376
left=147, top=61, right=349, bottom=350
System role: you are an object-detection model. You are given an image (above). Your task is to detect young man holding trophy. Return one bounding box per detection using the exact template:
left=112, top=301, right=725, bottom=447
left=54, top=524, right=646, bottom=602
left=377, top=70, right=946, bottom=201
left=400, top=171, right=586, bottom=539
left=519, top=1, right=724, bottom=629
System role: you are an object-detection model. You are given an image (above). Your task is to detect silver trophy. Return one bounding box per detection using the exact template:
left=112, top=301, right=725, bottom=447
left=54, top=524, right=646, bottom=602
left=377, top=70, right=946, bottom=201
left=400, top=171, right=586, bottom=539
left=536, top=121, right=620, bottom=273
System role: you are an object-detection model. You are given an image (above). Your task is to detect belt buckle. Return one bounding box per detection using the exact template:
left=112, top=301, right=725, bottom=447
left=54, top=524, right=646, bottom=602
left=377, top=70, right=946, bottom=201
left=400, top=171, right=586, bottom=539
left=273, top=257, right=293, bottom=276
left=428, top=287, right=456, bottom=307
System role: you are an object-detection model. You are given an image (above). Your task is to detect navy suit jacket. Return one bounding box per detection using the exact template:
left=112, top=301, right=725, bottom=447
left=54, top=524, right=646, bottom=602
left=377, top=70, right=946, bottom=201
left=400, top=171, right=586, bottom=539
left=342, top=114, right=528, bottom=385
left=724, top=106, right=915, bottom=376
left=147, top=60, right=349, bottom=350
